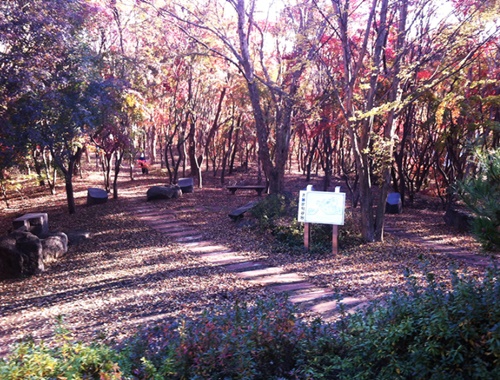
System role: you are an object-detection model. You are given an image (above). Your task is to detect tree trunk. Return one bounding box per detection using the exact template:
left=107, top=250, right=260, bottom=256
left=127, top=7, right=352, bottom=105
left=60, top=147, right=82, bottom=215
left=234, top=0, right=314, bottom=194
left=221, top=113, right=238, bottom=185
left=322, top=130, right=333, bottom=191
left=205, top=87, right=226, bottom=171
left=229, top=127, right=240, bottom=175
left=358, top=153, right=375, bottom=242
left=32, top=147, right=45, bottom=187
left=42, top=148, right=57, bottom=195
left=149, top=124, right=157, bottom=165
left=102, top=154, right=112, bottom=193
left=113, top=150, right=124, bottom=199
left=65, top=173, right=76, bottom=215
left=374, top=0, right=407, bottom=242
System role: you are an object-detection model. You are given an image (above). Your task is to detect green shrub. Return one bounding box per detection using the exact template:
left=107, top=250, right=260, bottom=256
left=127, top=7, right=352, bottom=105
left=299, top=266, right=500, bottom=380
left=122, top=296, right=326, bottom=379
left=251, top=193, right=362, bottom=254
left=457, top=148, right=500, bottom=250
left=0, top=320, right=123, bottom=380
left=2, top=268, right=499, bottom=379
left=250, top=193, right=297, bottom=230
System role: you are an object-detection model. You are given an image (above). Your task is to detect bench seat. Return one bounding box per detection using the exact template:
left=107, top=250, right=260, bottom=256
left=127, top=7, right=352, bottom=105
left=226, top=185, right=266, bottom=196
left=228, top=201, right=259, bottom=220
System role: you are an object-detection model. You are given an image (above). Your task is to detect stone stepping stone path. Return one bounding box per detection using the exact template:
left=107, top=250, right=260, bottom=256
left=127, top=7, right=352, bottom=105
left=384, top=224, right=498, bottom=268
left=129, top=203, right=368, bottom=322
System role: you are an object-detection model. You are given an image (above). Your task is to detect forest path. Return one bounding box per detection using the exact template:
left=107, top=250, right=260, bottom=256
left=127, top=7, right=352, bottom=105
left=384, top=212, right=498, bottom=269
left=127, top=194, right=497, bottom=323
left=128, top=200, right=369, bottom=322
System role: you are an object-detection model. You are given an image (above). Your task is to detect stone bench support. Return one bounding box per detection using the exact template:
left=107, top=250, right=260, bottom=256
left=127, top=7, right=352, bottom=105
left=229, top=201, right=259, bottom=220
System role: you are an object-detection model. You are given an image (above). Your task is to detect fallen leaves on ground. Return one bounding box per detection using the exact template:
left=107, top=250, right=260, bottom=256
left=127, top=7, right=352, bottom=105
left=0, top=168, right=494, bottom=358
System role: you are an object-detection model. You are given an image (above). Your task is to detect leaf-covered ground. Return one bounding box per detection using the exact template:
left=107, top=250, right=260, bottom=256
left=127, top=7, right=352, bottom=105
left=0, top=165, right=495, bottom=358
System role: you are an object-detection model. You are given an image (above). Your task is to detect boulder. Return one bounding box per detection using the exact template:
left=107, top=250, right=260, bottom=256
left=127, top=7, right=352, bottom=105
left=2, top=214, right=70, bottom=279
left=0, top=231, right=69, bottom=279
left=0, top=231, right=44, bottom=278
left=66, top=230, right=91, bottom=246
left=41, top=232, right=68, bottom=262
left=16, top=232, right=44, bottom=275
left=385, top=192, right=403, bottom=214
left=87, top=188, right=108, bottom=206
left=147, top=185, right=182, bottom=201
left=0, top=236, right=23, bottom=278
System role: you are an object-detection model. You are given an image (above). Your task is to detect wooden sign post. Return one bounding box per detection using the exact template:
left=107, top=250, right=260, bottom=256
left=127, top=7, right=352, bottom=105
left=298, top=185, right=345, bottom=255
left=332, top=225, right=338, bottom=255
left=304, top=222, right=311, bottom=250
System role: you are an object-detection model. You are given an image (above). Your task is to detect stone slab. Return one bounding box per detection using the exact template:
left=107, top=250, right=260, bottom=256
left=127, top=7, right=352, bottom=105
left=178, top=178, right=194, bottom=193
left=87, top=188, right=108, bottom=206
left=13, top=213, right=49, bottom=237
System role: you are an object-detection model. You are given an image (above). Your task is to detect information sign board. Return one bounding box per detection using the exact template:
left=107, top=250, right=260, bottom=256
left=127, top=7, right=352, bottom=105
left=298, top=186, right=346, bottom=225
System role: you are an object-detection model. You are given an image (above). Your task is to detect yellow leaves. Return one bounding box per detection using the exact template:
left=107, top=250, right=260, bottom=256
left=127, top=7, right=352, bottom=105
left=435, top=93, right=465, bottom=126
left=348, top=99, right=408, bottom=124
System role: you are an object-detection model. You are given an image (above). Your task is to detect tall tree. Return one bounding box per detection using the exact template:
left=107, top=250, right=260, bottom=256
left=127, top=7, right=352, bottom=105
left=140, top=0, right=324, bottom=193
left=0, top=0, right=101, bottom=213
left=317, top=0, right=498, bottom=242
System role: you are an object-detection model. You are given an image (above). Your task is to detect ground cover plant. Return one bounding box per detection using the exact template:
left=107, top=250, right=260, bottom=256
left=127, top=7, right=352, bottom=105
left=325, top=265, right=500, bottom=379
left=250, top=193, right=364, bottom=254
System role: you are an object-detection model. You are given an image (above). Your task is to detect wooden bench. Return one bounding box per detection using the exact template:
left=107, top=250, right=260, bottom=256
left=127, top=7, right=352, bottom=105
left=228, top=201, right=259, bottom=220
left=226, top=185, right=266, bottom=196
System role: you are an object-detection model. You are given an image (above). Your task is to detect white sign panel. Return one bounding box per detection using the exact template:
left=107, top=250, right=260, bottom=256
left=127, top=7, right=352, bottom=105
left=298, top=186, right=346, bottom=225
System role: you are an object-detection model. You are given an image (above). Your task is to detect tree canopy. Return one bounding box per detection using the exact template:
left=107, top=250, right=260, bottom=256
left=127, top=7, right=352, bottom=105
left=1, top=0, right=499, bottom=241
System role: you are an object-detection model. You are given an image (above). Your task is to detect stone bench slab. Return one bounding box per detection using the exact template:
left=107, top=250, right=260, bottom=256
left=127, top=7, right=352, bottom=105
left=178, top=177, right=194, bottom=193
left=13, top=213, right=49, bottom=237
left=228, top=201, right=259, bottom=220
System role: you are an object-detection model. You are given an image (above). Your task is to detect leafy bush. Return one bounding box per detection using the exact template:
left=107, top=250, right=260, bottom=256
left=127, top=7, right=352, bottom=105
left=250, top=193, right=362, bottom=253
left=457, top=148, right=500, bottom=250
left=300, top=266, right=500, bottom=380
left=250, top=193, right=297, bottom=230
left=2, top=268, right=499, bottom=379
left=122, top=296, right=327, bottom=379
left=0, top=319, right=123, bottom=380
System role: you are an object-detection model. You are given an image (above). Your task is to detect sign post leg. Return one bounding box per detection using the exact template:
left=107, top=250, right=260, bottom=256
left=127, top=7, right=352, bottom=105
left=332, top=225, right=338, bottom=255
left=304, top=223, right=311, bottom=251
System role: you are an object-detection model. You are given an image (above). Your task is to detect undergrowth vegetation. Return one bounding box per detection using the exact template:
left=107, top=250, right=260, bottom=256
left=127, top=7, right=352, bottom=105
left=250, top=193, right=363, bottom=254
left=457, top=149, right=500, bottom=251
left=2, top=267, right=499, bottom=379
